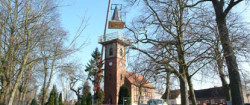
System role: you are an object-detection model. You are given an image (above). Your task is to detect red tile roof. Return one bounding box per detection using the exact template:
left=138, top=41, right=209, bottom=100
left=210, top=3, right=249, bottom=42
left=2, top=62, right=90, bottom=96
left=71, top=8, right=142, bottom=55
left=125, top=71, right=154, bottom=88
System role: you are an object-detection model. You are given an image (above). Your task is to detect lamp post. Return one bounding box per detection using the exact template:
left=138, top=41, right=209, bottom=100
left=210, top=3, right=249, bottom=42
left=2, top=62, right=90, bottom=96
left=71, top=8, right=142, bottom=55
left=123, top=97, right=130, bottom=105
left=123, top=97, right=127, bottom=105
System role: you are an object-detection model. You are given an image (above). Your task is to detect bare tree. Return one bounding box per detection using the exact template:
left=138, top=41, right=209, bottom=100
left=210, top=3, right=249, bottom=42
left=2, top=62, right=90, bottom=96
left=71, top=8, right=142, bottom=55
left=187, top=0, right=246, bottom=104
left=39, top=23, right=70, bottom=105
left=59, top=62, right=86, bottom=105
left=195, top=7, right=250, bottom=103
left=125, top=0, right=214, bottom=105
left=0, top=0, right=62, bottom=104
left=0, top=0, right=87, bottom=104
left=127, top=56, right=156, bottom=105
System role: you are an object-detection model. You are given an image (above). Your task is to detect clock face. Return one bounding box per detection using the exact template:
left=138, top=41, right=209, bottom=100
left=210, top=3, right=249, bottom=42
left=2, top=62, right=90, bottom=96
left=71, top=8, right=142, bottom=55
left=109, top=62, right=112, bottom=66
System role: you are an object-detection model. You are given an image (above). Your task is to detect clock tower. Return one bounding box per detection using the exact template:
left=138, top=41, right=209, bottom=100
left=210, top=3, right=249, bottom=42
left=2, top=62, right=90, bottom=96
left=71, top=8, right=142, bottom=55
left=99, top=32, right=131, bottom=104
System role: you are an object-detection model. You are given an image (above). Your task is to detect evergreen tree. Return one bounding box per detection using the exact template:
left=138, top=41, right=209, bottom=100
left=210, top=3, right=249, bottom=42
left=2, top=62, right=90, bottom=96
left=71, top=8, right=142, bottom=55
left=54, top=90, right=59, bottom=105
left=59, top=92, right=64, bottom=105
left=118, top=85, right=131, bottom=105
left=86, top=93, right=92, bottom=105
left=47, top=85, right=58, bottom=105
left=30, top=98, right=37, bottom=105
left=96, top=89, right=104, bottom=104
left=85, top=48, right=104, bottom=104
left=47, top=89, right=55, bottom=105
left=81, top=99, right=86, bottom=105
left=82, top=82, right=91, bottom=98
left=85, top=48, right=102, bottom=83
left=85, top=48, right=103, bottom=87
left=82, top=82, right=92, bottom=105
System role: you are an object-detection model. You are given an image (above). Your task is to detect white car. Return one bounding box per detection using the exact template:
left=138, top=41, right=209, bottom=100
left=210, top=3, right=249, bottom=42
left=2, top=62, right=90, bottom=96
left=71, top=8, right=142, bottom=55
left=147, top=99, right=168, bottom=105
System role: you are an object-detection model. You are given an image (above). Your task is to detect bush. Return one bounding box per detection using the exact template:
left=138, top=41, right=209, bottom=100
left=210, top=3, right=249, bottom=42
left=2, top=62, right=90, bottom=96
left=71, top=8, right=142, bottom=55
left=118, top=85, right=131, bottom=105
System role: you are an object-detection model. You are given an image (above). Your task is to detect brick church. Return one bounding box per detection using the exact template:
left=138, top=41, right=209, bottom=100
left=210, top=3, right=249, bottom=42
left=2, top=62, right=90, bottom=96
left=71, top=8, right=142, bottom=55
left=99, top=32, right=154, bottom=105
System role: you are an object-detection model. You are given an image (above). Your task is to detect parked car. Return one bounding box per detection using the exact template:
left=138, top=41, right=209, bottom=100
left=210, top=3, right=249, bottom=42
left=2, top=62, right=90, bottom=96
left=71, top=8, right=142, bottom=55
left=147, top=99, right=167, bottom=105
left=245, top=103, right=250, bottom=105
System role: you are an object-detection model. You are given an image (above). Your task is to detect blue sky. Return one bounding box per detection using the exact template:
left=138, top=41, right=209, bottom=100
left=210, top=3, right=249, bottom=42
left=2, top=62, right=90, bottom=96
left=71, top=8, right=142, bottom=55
left=56, top=0, right=250, bottom=92
left=55, top=0, right=135, bottom=98
left=59, top=0, right=110, bottom=64
left=58, top=0, right=135, bottom=68
left=58, top=0, right=250, bottom=68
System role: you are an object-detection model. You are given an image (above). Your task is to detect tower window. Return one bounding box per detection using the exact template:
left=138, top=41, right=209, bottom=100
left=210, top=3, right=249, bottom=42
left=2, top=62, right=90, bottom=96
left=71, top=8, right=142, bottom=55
left=120, top=48, right=123, bottom=57
left=109, top=48, right=113, bottom=56
left=121, top=74, right=122, bottom=80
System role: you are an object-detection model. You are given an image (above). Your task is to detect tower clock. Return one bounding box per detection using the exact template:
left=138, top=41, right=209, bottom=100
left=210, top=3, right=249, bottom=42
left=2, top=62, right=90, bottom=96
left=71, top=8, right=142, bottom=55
left=100, top=38, right=128, bottom=104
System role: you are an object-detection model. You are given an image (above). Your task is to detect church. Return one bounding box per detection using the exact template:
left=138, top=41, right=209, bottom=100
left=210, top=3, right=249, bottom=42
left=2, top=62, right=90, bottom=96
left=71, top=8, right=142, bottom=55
left=99, top=32, right=155, bottom=105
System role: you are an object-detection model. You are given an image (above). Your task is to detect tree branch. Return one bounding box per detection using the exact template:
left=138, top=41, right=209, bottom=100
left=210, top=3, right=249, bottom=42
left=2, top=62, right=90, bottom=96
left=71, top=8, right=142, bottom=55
left=224, top=0, right=243, bottom=16
left=186, top=0, right=212, bottom=7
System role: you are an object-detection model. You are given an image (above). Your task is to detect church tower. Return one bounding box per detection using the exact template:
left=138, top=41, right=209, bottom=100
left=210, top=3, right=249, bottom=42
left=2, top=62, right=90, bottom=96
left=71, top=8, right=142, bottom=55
left=99, top=32, right=131, bottom=104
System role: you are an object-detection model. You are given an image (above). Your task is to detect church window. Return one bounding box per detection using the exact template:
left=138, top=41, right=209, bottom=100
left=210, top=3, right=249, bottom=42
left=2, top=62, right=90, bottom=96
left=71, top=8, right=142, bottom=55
left=109, top=48, right=113, bottom=56
left=121, top=74, right=122, bottom=80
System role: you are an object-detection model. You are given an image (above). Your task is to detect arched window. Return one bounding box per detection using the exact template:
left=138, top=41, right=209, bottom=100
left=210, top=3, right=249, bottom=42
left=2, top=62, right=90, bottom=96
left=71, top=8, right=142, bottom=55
left=109, top=48, right=113, bottom=56
left=120, top=48, right=123, bottom=57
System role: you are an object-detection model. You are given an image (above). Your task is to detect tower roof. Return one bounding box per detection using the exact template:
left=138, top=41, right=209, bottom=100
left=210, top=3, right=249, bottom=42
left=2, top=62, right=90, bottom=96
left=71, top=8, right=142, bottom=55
left=111, top=6, right=122, bottom=21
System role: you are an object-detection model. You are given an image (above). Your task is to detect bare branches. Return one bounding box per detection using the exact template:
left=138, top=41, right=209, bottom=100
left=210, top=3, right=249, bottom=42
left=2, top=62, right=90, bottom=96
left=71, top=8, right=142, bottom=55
left=0, top=0, right=87, bottom=104
left=186, top=0, right=212, bottom=7
left=224, top=0, right=243, bottom=16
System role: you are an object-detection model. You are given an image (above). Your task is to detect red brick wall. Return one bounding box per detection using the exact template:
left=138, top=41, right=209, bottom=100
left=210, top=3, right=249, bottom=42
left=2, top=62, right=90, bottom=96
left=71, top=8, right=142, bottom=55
left=103, top=40, right=126, bottom=104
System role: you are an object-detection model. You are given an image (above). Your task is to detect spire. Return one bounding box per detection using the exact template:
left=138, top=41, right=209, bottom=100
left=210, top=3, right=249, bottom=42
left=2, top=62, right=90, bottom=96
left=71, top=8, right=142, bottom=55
left=108, top=5, right=125, bottom=29
left=111, top=6, right=122, bottom=21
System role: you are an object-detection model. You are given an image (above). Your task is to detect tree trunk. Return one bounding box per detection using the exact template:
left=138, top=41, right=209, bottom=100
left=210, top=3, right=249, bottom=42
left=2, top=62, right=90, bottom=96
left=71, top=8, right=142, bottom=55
left=186, top=72, right=197, bottom=105
left=20, top=66, right=32, bottom=103
left=163, top=72, right=171, bottom=101
left=220, top=74, right=231, bottom=101
left=216, top=18, right=244, bottom=105
left=179, top=76, right=189, bottom=105
left=176, top=30, right=189, bottom=105
left=177, top=40, right=189, bottom=105
left=42, top=55, right=56, bottom=105
left=42, top=60, right=48, bottom=105
left=0, top=21, right=4, bottom=104
left=4, top=82, right=11, bottom=104
left=178, top=48, right=189, bottom=105
left=0, top=30, right=15, bottom=104
left=213, top=2, right=244, bottom=104
left=137, top=87, right=142, bottom=105
left=8, top=54, right=29, bottom=105
left=0, top=78, right=7, bottom=104
left=214, top=41, right=231, bottom=101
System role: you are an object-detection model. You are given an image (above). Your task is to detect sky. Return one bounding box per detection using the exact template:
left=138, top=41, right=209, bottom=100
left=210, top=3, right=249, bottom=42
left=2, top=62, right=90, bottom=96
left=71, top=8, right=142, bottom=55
left=56, top=0, right=250, bottom=93
left=58, top=0, right=137, bottom=69
left=57, top=0, right=250, bottom=66
left=55, top=0, right=132, bottom=97
left=59, top=0, right=110, bottom=64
